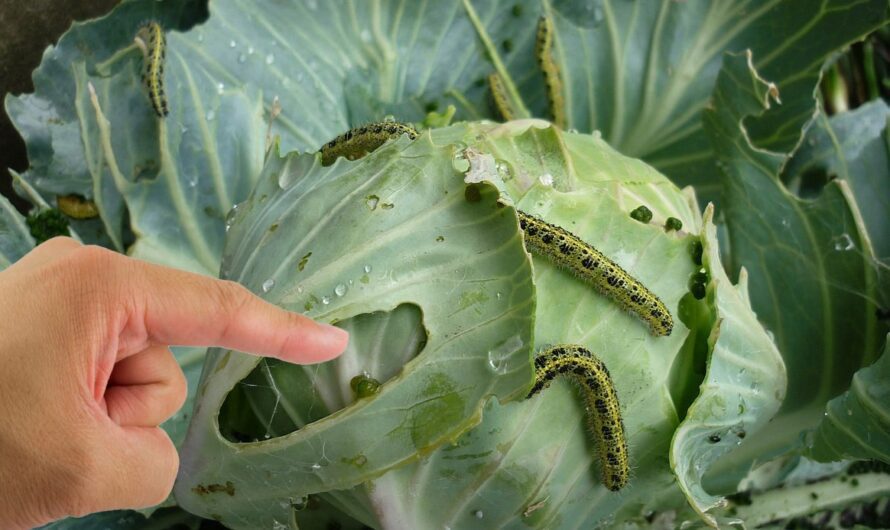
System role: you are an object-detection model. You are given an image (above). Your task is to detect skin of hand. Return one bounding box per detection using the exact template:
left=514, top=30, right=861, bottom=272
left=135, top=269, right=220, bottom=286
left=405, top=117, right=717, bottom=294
left=0, top=238, right=349, bottom=528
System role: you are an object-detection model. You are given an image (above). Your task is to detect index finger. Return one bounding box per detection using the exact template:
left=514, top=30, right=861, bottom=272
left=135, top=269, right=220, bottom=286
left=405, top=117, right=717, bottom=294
left=126, top=255, right=349, bottom=364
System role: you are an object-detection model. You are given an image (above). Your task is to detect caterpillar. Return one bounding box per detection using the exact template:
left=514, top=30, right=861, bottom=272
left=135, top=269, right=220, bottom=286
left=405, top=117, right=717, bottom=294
left=488, top=72, right=516, bottom=121
left=320, top=122, right=418, bottom=166
left=56, top=194, right=99, bottom=219
left=518, top=210, right=673, bottom=336
left=135, top=21, right=169, bottom=117
left=527, top=345, right=629, bottom=491
left=535, top=16, right=566, bottom=129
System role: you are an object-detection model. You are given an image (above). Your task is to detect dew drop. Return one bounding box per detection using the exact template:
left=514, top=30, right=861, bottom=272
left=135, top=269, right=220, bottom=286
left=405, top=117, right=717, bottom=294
left=248, top=46, right=255, bottom=55
left=833, top=233, right=854, bottom=251
left=321, top=295, right=331, bottom=305
left=495, top=160, right=513, bottom=181
left=262, top=279, right=275, bottom=293
left=197, top=32, right=204, bottom=43
left=224, top=203, right=240, bottom=232
left=265, top=53, right=275, bottom=65
left=237, top=53, right=247, bottom=63
left=473, top=510, right=484, bottom=519
left=334, top=283, right=348, bottom=297
left=216, top=82, right=225, bottom=94
left=205, top=110, right=216, bottom=121
left=539, top=173, right=554, bottom=186
left=229, top=40, right=236, bottom=48
left=363, top=264, right=372, bottom=274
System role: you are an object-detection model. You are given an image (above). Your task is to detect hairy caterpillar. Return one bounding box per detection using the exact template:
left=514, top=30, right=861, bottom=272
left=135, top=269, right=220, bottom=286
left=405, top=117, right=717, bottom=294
left=320, top=122, right=418, bottom=166
left=488, top=72, right=516, bottom=121
left=535, top=16, right=566, bottom=129
left=56, top=195, right=99, bottom=219
left=135, top=21, right=168, bottom=117
left=527, top=344, right=629, bottom=491
left=518, top=211, right=673, bottom=336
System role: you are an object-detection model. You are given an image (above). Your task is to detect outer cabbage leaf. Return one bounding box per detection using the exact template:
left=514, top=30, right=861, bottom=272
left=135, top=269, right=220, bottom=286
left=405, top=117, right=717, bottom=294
left=0, top=195, right=34, bottom=271
left=4, top=0, right=208, bottom=246
left=700, top=51, right=890, bottom=492
left=174, top=126, right=536, bottom=528
left=532, top=0, right=888, bottom=200
left=782, top=100, right=890, bottom=262
left=10, top=0, right=887, bottom=237
left=806, top=334, right=890, bottom=463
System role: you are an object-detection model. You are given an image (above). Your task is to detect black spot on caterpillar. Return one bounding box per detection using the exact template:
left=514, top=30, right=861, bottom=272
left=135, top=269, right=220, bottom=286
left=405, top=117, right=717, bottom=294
left=527, top=344, right=629, bottom=491
left=488, top=72, right=516, bottom=121
left=135, top=21, right=168, bottom=117
left=535, top=16, right=566, bottom=129
left=518, top=211, right=673, bottom=336
left=320, top=122, right=418, bottom=166
left=56, top=194, right=99, bottom=219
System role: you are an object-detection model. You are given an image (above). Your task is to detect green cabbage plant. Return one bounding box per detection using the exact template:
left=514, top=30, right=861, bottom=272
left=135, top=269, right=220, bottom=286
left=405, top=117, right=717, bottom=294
left=2, top=1, right=888, bottom=528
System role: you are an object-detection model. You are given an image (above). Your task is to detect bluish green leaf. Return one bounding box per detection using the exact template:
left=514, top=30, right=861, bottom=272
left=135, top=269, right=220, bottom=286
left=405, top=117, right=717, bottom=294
left=700, top=51, right=890, bottom=489
left=807, top=334, right=890, bottom=463
left=0, top=195, right=35, bottom=271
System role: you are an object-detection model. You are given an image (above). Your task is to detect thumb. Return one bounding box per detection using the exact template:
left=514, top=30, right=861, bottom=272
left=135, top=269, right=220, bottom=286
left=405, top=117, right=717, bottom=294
left=81, top=426, right=179, bottom=514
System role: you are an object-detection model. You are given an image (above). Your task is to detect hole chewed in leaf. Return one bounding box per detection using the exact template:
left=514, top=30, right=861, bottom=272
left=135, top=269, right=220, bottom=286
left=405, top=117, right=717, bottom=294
left=218, top=303, right=427, bottom=443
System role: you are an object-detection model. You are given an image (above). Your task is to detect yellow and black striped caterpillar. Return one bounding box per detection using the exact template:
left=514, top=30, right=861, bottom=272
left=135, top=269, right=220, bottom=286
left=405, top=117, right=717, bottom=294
left=518, top=211, right=673, bottom=336
left=528, top=344, right=629, bottom=491
left=320, top=122, right=418, bottom=166
left=135, top=21, right=168, bottom=117
left=535, top=16, right=566, bottom=129
left=488, top=72, right=516, bottom=121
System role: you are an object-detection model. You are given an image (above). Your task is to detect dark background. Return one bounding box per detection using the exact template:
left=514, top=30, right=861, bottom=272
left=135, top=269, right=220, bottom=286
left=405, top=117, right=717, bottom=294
left=0, top=0, right=121, bottom=213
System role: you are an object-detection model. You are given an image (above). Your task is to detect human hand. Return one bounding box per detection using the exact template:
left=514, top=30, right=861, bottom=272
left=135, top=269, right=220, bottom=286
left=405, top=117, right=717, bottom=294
left=0, top=238, right=349, bottom=528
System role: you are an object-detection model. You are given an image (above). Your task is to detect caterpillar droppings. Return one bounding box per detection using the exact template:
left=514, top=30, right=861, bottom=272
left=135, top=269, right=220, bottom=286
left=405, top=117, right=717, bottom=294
left=136, top=21, right=168, bottom=117
left=535, top=16, right=566, bottom=129
left=488, top=72, right=516, bottom=121
left=518, top=210, right=673, bottom=336
left=56, top=195, right=99, bottom=219
left=527, top=345, right=629, bottom=491
left=320, top=122, right=418, bottom=166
